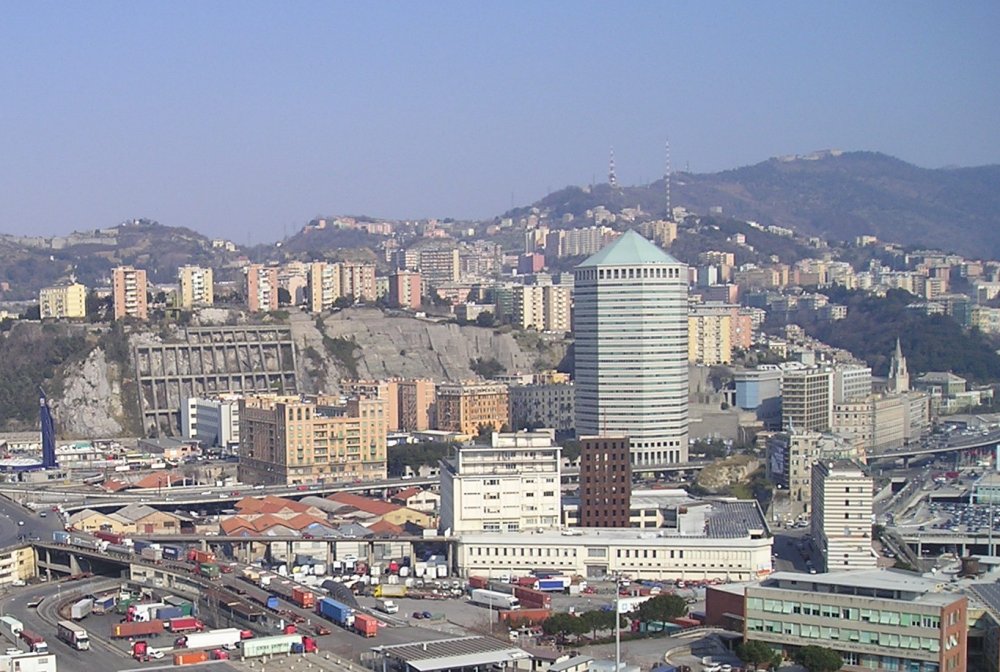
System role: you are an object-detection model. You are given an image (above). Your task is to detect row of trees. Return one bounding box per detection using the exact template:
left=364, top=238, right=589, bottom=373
left=539, top=594, right=688, bottom=642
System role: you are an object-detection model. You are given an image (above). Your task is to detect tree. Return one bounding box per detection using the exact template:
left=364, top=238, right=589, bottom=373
left=277, top=287, right=292, bottom=305
left=333, top=295, right=354, bottom=309
left=793, top=645, right=843, bottom=672
left=579, top=609, right=616, bottom=639
left=737, top=640, right=782, bottom=671
left=541, top=613, right=586, bottom=641
left=636, top=594, right=688, bottom=625
left=475, top=311, right=496, bottom=327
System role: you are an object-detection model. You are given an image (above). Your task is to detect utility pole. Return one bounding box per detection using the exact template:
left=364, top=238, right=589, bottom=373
left=615, top=575, right=622, bottom=672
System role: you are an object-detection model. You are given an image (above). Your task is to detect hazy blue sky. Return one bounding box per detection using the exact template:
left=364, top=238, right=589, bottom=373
left=2, top=2, right=997, bottom=241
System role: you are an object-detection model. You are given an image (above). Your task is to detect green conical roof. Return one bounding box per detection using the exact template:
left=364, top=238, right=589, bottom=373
left=576, top=229, right=681, bottom=267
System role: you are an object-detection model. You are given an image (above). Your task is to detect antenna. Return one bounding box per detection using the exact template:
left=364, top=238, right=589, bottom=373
left=608, top=147, right=618, bottom=188
left=665, top=139, right=672, bottom=219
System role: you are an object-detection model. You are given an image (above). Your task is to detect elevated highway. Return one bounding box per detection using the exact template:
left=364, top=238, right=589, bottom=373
left=867, top=429, right=1000, bottom=464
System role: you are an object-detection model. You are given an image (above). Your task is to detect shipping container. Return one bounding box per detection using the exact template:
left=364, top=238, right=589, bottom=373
left=141, top=546, right=163, bottom=562
left=513, top=587, right=551, bottom=610
left=173, top=651, right=210, bottom=666
left=374, top=584, right=407, bottom=598
left=161, top=546, right=181, bottom=561
left=316, top=597, right=355, bottom=627
left=92, top=594, right=117, bottom=614
left=187, top=549, right=216, bottom=564
left=112, top=620, right=164, bottom=638
left=468, top=576, right=489, bottom=590
left=354, top=613, right=378, bottom=638
left=0, top=616, right=23, bottom=639
left=155, top=606, right=183, bottom=621
left=94, top=530, right=126, bottom=545
left=52, top=531, right=71, bottom=545
left=292, top=587, right=316, bottom=609
left=167, top=617, right=204, bottom=633
left=175, top=628, right=243, bottom=650
left=536, top=576, right=570, bottom=592
left=196, top=563, right=221, bottom=579
left=240, top=634, right=317, bottom=658
left=70, top=598, right=93, bottom=620
left=671, top=617, right=700, bottom=629
left=498, top=608, right=551, bottom=626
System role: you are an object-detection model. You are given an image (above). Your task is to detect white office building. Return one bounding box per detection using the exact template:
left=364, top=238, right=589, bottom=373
left=573, top=230, right=689, bottom=465
left=181, top=395, right=241, bottom=452
left=439, top=430, right=561, bottom=535
left=811, top=459, right=876, bottom=572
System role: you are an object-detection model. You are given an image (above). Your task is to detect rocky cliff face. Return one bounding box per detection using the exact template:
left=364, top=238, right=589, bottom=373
left=294, top=307, right=564, bottom=391
left=53, top=347, right=127, bottom=438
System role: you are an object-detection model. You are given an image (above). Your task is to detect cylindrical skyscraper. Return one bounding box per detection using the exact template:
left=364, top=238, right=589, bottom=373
left=574, top=230, right=689, bottom=465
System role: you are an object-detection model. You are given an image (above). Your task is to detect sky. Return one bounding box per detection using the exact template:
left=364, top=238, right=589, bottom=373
left=1, top=2, right=998, bottom=242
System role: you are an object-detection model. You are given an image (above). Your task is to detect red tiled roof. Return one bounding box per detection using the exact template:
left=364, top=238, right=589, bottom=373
left=103, top=479, right=130, bottom=492
left=391, top=487, right=422, bottom=503
left=220, top=517, right=257, bottom=536
left=236, top=495, right=312, bottom=515
left=327, top=492, right=401, bottom=516
left=132, top=471, right=184, bottom=489
left=367, top=519, right=403, bottom=536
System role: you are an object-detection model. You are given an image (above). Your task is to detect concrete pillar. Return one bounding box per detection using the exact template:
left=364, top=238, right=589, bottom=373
left=446, top=540, right=453, bottom=576
left=366, top=541, right=374, bottom=567
left=69, top=554, right=81, bottom=575
left=326, top=541, right=334, bottom=568
left=286, top=541, right=293, bottom=564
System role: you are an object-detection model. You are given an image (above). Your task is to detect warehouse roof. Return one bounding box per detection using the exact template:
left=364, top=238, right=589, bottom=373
left=373, top=636, right=530, bottom=672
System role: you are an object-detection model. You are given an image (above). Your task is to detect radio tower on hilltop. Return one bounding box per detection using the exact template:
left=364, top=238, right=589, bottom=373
left=665, top=139, right=672, bottom=220
left=608, top=147, right=618, bottom=188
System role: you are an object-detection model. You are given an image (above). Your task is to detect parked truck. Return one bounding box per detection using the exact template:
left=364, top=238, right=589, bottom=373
left=161, top=545, right=181, bottom=561
left=57, top=620, right=90, bottom=650
left=175, top=628, right=245, bottom=650
left=112, top=620, right=164, bottom=639
left=92, top=594, right=117, bottom=614
left=70, top=598, right=94, bottom=620
left=377, top=599, right=399, bottom=614
left=0, top=616, right=23, bottom=640
left=19, top=629, right=49, bottom=654
left=316, top=597, right=355, bottom=628
left=240, top=634, right=317, bottom=658
left=354, top=613, right=378, bottom=638
left=52, top=530, right=70, bottom=545
left=513, top=586, right=551, bottom=610
left=94, top=530, right=128, bottom=546
left=374, top=584, right=407, bottom=598
left=141, top=546, right=163, bottom=563
left=470, top=589, right=521, bottom=610
left=536, top=576, right=570, bottom=592
left=166, top=617, right=205, bottom=634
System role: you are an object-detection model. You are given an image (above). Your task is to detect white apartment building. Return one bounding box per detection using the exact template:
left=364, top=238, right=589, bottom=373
left=307, top=261, right=341, bottom=314
left=782, top=368, right=834, bottom=432
left=178, top=265, right=214, bottom=309
left=439, top=430, right=561, bottom=535
left=812, top=460, right=876, bottom=572
left=833, top=364, right=873, bottom=403
left=574, top=231, right=689, bottom=465
left=181, top=395, right=241, bottom=452
left=511, top=284, right=572, bottom=333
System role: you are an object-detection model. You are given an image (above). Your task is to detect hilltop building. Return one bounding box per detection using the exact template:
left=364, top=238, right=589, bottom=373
left=39, top=282, right=87, bottom=319
left=178, top=265, right=214, bottom=309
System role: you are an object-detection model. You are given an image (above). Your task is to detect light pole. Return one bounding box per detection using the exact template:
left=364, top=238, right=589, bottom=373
left=614, top=575, right=622, bottom=672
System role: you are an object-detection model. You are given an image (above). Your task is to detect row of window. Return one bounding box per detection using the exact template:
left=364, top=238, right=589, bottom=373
left=748, top=598, right=941, bottom=628
left=748, top=619, right=941, bottom=651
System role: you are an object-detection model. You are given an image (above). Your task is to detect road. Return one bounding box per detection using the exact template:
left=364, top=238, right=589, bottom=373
left=0, top=578, right=126, bottom=672
left=0, top=495, right=62, bottom=548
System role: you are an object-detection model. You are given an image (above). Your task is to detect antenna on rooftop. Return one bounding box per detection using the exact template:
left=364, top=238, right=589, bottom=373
left=608, top=147, right=618, bottom=188
left=665, top=138, right=672, bottom=219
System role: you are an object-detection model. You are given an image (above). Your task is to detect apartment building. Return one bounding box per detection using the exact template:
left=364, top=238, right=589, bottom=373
left=832, top=394, right=906, bottom=452
left=307, top=261, right=341, bottom=313
left=743, top=570, right=966, bottom=672
left=339, top=262, right=377, bottom=302
left=238, top=394, right=387, bottom=485
left=418, top=247, right=460, bottom=287
left=688, top=303, right=733, bottom=365
left=767, top=432, right=864, bottom=520
left=812, top=460, right=876, bottom=571
left=39, top=282, right=87, bottom=319
left=389, top=271, right=422, bottom=310
left=508, top=381, right=574, bottom=433
left=435, top=382, right=509, bottom=436
left=346, top=379, right=401, bottom=432
left=178, top=265, right=214, bottom=309
left=511, top=284, right=572, bottom=333
left=833, top=364, right=873, bottom=403
left=782, top=368, right=834, bottom=432
left=398, top=379, right=436, bottom=431
left=245, top=264, right=279, bottom=312
left=439, top=430, right=561, bottom=534
left=112, top=265, right=149, bottom=320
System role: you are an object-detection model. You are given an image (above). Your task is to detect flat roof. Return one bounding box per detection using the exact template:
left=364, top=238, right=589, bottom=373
left=374, top=636, right=530, bottom=672
left=762, top=569, right=959, bottom=605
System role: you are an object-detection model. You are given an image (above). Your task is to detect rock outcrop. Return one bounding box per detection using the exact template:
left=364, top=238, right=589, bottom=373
left=53, top=347, right=126, bottom=438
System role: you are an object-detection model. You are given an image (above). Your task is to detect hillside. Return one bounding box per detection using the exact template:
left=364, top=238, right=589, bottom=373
left=512, top=151, right=1000, bottom=259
